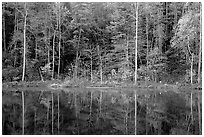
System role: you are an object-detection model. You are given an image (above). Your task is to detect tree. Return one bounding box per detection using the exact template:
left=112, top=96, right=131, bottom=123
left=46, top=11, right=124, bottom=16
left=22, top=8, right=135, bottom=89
left=2, top=3, right=7, bottom=53
left=197, top=3, right=202, bottom=84
left=170, top=2, right=201, bottom=83
left=147, top=47, right=167, bottom=82
left=134, top=3, right=139, bottom=85
left=22, top=2, right=27, bottom=81
left=52, top=30, right=56, bottom=79
left=57, top=2, right=62, bottom=79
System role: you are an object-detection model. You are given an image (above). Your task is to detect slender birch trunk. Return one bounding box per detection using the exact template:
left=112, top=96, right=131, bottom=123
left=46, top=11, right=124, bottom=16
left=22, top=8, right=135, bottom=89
left=58, top=3, right=61, bottom=79
left=52, top=30, right=56, bottom=79
left=190, top=54, right=194, bottom=84
left=47, top=26, right=50, bottom=64
left=22, top=2, right=27, bottom=81
left=46, top=13, right=50, bottom=65
left=198, top=4, right=202, bottom=84
left=134, top=3, right=139, bottom=133
left=134, top=3, right=139, bottom=85
left=197, top=43, right=202, bottom=83
left=146, top=15, right=149, bottom=67
left=187, top=35, right=193, bottom=84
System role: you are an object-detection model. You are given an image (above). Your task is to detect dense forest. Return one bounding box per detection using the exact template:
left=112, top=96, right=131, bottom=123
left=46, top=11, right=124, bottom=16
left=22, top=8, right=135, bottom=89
left=2, top=2, right=202, bottom=85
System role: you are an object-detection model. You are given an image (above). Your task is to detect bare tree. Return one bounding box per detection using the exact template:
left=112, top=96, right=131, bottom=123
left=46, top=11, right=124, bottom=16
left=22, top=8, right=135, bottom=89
left=198, top=4, right=202, bottom=84
left=22, top=2, right=27, bottom=81
left=58, top=2, right=61, bottom=79
left=134, top=3, right=139, bottom=85
left=52, top=30, right=56, bottom=79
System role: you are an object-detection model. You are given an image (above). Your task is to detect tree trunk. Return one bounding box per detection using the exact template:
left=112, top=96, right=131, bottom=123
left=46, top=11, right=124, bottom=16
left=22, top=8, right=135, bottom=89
left=165, top=2, right=168, bottom=52
left=22, top=2, right=27, bottom=82
left=126, top=35, right=129, bottom=70
left=47, top=26, right=50, bottom=65
left=198, top=5, right=202, bottom=84
left=157, top=7, right=163, bottom=53
left=58, top=3, right=61, bottom=79
left=39, top=67, right=44, bottom=81
left=134, top=2, right=139, bottom=85
left=3, top=4, right=6, bottom=53
left=146, top=15, right=149, bottom=67
left=74, top=52, right=79, bottom=79
left=52, top=30, right=56, bottom=79
left=61, top=40, right=65, bottom=75
left=190, top=54, right=194, bottom=84
left=187, top=35, right=194, bottom=84
left=97, top=45, right=103, bottom=84
left=14, top=8, right=18, bottom=67
left=74, top=28, right=82, bottom=79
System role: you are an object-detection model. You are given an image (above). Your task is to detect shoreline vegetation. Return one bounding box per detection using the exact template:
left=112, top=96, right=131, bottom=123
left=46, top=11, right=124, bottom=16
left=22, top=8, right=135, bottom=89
left=2, top=79, right=201, bottom=93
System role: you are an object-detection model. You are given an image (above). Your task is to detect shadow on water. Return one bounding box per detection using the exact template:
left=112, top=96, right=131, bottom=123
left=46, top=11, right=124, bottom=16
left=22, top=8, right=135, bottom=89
left=2, top=87, right=202, bottom=135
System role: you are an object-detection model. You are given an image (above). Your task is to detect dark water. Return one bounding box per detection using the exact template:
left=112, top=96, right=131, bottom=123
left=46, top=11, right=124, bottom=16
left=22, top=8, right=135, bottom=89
left=2, top=87, right=202, bottom=135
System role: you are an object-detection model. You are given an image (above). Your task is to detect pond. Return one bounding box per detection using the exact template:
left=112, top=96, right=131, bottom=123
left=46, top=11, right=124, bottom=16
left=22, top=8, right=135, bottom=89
left=2, top=87, right=202, bottom=135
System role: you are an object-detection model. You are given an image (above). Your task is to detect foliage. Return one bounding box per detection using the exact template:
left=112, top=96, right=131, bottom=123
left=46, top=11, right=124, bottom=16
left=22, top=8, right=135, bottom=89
left=2, top=2, right=202, bottom=84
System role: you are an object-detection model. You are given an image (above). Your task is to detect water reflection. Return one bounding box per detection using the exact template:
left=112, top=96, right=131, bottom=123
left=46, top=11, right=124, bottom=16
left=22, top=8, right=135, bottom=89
left=2, top=88, right=202, bottom=135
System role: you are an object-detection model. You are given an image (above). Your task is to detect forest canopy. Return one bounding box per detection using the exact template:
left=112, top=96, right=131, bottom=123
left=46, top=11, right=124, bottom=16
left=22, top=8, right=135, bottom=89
left=2, top=2, right=202, bottom=85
